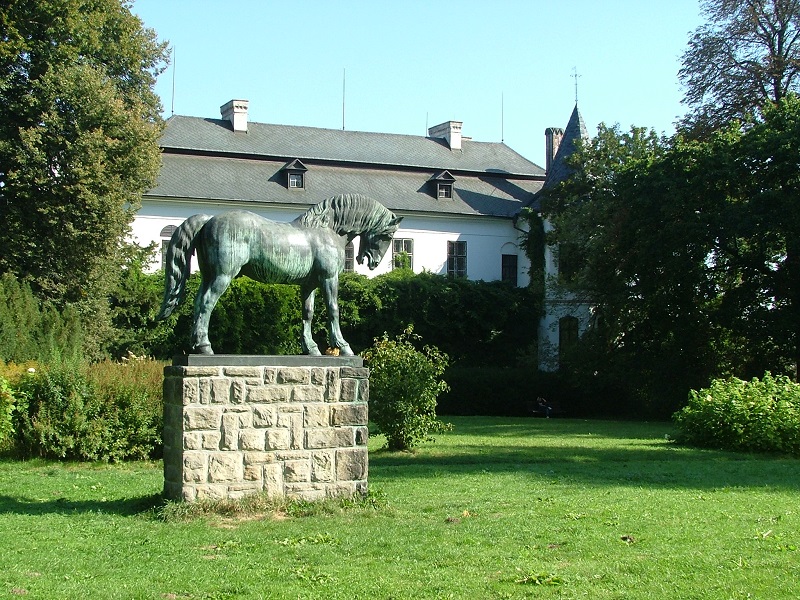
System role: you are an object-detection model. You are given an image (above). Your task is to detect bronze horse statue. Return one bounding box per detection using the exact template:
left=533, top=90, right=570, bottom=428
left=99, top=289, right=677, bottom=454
left=157, top=193, right=402, bottom=355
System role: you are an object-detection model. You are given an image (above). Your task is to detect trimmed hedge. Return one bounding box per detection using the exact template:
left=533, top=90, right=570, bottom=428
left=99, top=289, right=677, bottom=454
left=113, top=269, right=540, bottom=368
left=343, top=270, right=539, bottom=367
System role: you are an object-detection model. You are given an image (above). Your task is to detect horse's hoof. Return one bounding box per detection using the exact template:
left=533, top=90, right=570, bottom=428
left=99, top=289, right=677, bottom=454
left=339, top=345, right=354, bottom=356
left=194, top=344, right=214, bottom=355
left=306, top=347, right=322, bottom=356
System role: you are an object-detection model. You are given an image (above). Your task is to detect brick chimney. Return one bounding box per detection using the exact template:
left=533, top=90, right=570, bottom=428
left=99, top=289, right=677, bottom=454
left=220, top=99, right=249, bottom=132
left=545, top=126, right=564, bottom=173
left=428, top=120, right=463, bottom=151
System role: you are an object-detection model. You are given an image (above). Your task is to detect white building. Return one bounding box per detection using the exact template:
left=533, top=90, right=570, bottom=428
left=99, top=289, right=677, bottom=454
left=132, top=99, right=590, bottom=369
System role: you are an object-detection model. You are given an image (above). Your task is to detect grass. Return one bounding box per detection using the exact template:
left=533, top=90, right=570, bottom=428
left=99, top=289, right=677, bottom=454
left=0, top=417, right=798, bottom=599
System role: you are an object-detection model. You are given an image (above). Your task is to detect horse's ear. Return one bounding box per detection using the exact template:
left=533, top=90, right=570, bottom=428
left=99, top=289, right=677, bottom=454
left=389, top=216, right=403, bottom=228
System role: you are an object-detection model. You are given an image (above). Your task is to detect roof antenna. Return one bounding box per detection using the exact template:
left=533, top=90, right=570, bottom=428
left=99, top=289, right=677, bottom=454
left=170, top=46, right=176, bottom=116
left=342, top=68, right=346, bottom=130
left=501, top=92, right=504, bottom=143
left=571, top=66, right=581, bottom=105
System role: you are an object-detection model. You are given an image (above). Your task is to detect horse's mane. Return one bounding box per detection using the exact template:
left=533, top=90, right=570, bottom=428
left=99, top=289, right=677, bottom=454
left=294, top=194, right=396, bottom=235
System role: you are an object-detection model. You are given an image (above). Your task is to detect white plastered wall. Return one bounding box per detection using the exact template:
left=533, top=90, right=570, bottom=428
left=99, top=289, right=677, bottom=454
left=132, top=198, right=531, bottom=287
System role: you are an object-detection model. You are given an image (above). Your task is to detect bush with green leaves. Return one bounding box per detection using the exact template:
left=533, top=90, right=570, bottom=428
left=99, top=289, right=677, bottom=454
left=12, top=359, right=164, bottom=461
left=673, top=373, right=800, bottom=456
left=362, top=326, right=451, bottom=451
left=0, top=376, right=15, bottom=449
left=13, top=366, right=101, bottom=460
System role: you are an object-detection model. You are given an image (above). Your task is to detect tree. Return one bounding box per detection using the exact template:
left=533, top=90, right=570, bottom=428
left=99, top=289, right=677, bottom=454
left=730, top=94, right=800, bottom=376
left=543, top=96, right=800, bottom=416
left=679, top=0, right=800, bottom=132
left=0, top=0, right=168, bottom=353
left=541, top=125, right=731, bottom=414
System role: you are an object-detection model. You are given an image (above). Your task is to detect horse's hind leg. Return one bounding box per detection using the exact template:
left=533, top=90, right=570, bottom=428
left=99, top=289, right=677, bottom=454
left=321, top=276, right=353, bottom=356
left=191, top=273, right=233, bottom=354
left=300, top=282, right=321, bottom=356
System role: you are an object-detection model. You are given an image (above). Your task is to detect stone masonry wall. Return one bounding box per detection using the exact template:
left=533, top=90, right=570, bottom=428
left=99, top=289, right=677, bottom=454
left=162, top=357, right=368, bottom=502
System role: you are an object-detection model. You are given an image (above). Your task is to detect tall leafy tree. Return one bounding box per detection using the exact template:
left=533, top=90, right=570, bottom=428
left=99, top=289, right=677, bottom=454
left=0, top=0, right=168, bottom=352
left=679, top=0, right=800, bottom=132
left=731, top=95, right=800, bottom=375
left=544, top=96, right=800, bottom=415
left=541, top=126, right=734, bottom=414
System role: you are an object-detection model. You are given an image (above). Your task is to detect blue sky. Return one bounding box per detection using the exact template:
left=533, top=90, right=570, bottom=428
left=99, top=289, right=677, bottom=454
left=131, top=0, right=704, bottom=168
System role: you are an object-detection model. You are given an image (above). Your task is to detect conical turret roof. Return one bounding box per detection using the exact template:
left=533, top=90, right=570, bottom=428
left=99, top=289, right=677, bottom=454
left=544, top=104, right=588, bottom=188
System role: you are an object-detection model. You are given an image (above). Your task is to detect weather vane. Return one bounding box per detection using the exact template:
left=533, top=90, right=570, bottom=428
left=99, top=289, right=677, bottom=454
left=571, top=67, right=581, bottom=104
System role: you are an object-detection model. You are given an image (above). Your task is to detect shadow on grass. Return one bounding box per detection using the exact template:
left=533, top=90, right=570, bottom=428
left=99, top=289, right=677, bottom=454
left=371, top=418, right=800, bottom=491
left=371, top=446, right=800, bottom=491
left=0, top=492, right=164, bottom=517
left=437, top=416, right=670, bottom=439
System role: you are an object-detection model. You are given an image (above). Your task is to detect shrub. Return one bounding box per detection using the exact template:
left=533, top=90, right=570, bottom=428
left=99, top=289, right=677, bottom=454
left=13, top=366, right=101, bottom=460
left=12, top=358, right=165, bottom=461
left=0, top=272, right=84, bottom=364
left=135, top=273, right=304, bottom=359
left=0, top=376, right=14, bottom=448
left=84, top=357, right=165, bottom=460
left=673, top=373, right=800, bottom=456
left=362, top=326, right=451, bottom=451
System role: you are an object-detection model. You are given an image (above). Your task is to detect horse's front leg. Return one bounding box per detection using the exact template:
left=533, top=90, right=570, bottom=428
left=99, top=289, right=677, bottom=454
left=321, top=276, right=353, bottom=356
left=300, top=283, right=321, bottom=356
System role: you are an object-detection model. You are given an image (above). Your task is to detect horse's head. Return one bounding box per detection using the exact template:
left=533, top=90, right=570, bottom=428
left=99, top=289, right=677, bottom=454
left=357, top=216, right=403, bottom=270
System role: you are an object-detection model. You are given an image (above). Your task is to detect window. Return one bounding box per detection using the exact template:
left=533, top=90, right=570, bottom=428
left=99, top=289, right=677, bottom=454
left=392, top=238, right=413, bottom=270
left=344, top=241, right=355, bottom=272
left=559, top=316, right=580, bottom=365
left=430, top=170, right=455, bottom=200
left=160, top=225, right=177, bottom=270
left=283, top=159, right=307, bottom=190
left=501, top=254, right=518, bottom=285
left=447, top=240, right=467, bottom=277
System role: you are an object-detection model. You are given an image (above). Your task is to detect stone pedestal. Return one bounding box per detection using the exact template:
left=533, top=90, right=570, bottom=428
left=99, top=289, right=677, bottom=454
left=162, top=355, right=369, bottom=503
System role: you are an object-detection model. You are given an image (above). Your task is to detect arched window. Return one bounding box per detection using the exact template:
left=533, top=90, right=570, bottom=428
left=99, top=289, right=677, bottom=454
left=160, top=225, right=177, bottom=270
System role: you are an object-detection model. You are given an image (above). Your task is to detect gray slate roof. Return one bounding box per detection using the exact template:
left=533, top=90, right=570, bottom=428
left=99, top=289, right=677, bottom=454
left=147, top=115, right=547, bottom=218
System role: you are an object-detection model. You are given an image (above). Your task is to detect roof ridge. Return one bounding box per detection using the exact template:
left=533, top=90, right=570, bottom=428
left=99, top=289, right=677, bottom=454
left=170, top=114, right=454, bottom=142
left=161, top=115, right=546, bottom=177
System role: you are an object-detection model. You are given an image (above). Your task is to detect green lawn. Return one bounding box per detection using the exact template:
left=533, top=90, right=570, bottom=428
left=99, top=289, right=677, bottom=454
left=1, top=417, right=798, bottom=599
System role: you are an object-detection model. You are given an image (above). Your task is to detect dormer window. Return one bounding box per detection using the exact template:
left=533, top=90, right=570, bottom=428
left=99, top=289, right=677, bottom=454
left=430, top=170, right=455, bottom=200
left=283, top=159, right=307, bottom=190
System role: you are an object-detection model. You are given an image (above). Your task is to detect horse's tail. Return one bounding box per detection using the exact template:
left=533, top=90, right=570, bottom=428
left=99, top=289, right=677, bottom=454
left=156, top=214, right=213, bottom=320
